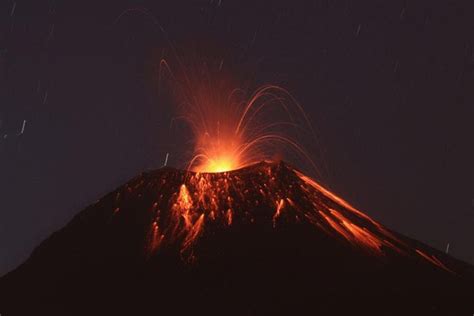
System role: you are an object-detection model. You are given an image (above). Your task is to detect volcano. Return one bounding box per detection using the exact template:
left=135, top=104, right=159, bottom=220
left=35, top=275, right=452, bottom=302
left=1, top=161, right=473, bottom=315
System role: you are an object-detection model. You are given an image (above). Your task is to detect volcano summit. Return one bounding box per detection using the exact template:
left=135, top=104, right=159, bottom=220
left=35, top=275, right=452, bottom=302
left=1, top=161, right=473, bottom=315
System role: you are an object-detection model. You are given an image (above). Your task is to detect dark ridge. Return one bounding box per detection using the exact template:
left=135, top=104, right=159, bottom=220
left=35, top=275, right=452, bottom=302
left=1, top=161, right=473, bottom=316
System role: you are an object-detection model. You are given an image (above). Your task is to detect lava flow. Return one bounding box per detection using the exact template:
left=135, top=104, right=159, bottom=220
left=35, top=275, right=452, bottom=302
left=131, top=161, right=451, bottom=272
left=3, top=144, right=473, bottom=316
left=4, top=63, right=472, bottom=316
left=2, top=160, right=473, bottom=316
left=154, top=63, right=450, bottom=270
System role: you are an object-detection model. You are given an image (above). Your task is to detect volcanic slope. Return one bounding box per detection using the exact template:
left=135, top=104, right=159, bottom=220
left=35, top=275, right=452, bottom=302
left=1, top=161, right=473, bottom=315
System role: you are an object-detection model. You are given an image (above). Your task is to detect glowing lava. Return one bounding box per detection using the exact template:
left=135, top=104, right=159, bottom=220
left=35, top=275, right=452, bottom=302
left=149, top=61, right=452, bottom=271
left=109, top=161, right=453, bottom=272
left=159, top=60, right=317, bottom=174
left=200, top=157, right=235, bottom=173
left=180, top=84, right=314, bottom=174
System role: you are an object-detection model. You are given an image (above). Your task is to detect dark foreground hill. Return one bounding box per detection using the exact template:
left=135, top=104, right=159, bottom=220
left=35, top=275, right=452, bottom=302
left=1, top=161, right=473, bottom=315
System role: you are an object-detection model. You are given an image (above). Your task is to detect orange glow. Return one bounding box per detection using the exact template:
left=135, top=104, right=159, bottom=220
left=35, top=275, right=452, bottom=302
left=158, top=59, right=316, bottom=174
left=149, top=164, right=389, bottom=255
left=183, top=85, right=315, bottom=173
left=416, top=249, right=452, bottom=272
left=140, top=61, right=453, bottom=272
left=196, top=154, right=239, bottom=173
left=137, top=160, right=452, bottom=273
left=273, top=198, right=286, bottom=227
left=226, top=209, right=233, bottom=226
left=176, top=184, right=192, bottom=213
left=148, top=221, right=164, bottom=255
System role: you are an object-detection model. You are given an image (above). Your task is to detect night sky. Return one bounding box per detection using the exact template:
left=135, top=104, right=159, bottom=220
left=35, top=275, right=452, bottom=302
left=0, top=1, right=472, bottom=276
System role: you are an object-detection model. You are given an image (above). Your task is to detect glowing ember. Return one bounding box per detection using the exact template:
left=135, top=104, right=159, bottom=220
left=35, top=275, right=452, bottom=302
left=147, top=61, right=452, bottom=271
left=110, top=161, right=452, bottom=273
left=158, top=60, right=317, bottom=174
left=196, top=154, right=238, bottom=173
left=180, top=84, right=315, bottom=173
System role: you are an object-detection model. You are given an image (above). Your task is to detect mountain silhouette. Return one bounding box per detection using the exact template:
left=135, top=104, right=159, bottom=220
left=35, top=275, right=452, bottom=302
left=1, top=161, right=473, bottom=315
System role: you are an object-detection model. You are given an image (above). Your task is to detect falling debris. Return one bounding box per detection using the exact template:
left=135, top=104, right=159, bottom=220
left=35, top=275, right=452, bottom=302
left=355, top=24, right=361, bottom=37
left=163, top=153, right=169, bottom=166
left=43, top=91, right=48, bottom=104
left=10, top=2, right=16, bottom=16
left=393, top=60, right=400, bottom=73
left=47, top=24, right=55, bottom=41
left=18, top=120, right=26, bottom=135
left=219, top=59, right=224, bottom=71
left=446, top=243, right=450, bottom=254
left=251, top=30, right=258, bottom=45
left=399, top=8, right=406, bottom=20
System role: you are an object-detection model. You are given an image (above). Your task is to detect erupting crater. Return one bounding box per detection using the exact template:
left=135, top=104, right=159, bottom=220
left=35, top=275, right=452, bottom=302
left=108, top=160, right=450, bottom=271
left=1, top=161, right=473, bottom=316
left=0, top=68, right=471, bottom=314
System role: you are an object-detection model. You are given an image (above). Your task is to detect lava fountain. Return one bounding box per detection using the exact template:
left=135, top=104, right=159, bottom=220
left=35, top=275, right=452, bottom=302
left=159, top=59, right=318, bottom=174
left=149, top=60, right=452, bottom=272
left=187, top=84, right=315, bottom=174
